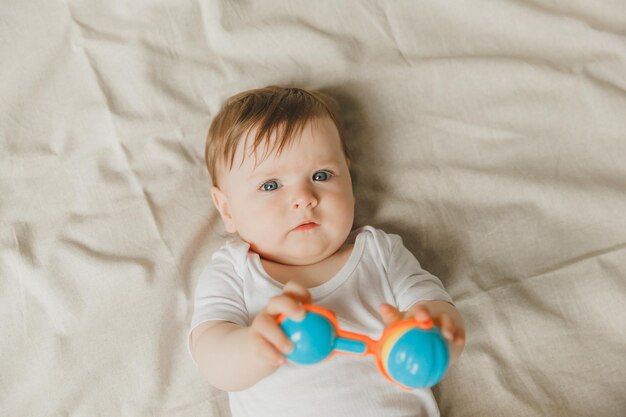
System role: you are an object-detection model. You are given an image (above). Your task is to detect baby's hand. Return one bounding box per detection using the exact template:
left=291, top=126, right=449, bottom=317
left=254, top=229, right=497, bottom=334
left=249, top=281, right=312, bottom=367
left=378, top=303, right=465, bottom=347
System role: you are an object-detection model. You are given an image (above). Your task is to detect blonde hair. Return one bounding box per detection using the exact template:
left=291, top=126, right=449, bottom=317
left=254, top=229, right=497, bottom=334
left=205, top=86, right=349, bottom=186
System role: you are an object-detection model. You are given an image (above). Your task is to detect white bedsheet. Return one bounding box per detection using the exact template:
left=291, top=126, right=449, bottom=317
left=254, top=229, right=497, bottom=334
left=2, top=1, right=625, bottom=416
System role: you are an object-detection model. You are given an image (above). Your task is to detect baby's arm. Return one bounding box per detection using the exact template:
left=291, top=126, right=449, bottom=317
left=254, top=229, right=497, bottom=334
left=379, top=300, right=465, bottom=365
left=190, top=281, right=310, bottom=392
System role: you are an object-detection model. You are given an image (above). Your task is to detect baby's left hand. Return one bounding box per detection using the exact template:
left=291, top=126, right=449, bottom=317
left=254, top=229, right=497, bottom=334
left=378, top=303, right=465, bottom=347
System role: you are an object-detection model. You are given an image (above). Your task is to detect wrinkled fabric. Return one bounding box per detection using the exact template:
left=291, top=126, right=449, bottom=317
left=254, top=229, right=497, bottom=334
left=1, top=1, right=625, bottom=416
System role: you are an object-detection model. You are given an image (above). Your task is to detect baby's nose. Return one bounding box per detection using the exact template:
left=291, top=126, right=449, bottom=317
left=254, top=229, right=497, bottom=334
left=292, top=187, right=318, bottom=209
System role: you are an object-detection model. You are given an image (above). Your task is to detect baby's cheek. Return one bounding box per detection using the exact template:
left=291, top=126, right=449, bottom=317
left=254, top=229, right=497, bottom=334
left=331, top=195, right=355, bottom=229
left=250, top=203, right=285, bottom=237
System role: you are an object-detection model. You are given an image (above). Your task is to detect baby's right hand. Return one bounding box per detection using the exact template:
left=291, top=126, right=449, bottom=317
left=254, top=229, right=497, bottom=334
left=249, top=281, right=312, bottom=367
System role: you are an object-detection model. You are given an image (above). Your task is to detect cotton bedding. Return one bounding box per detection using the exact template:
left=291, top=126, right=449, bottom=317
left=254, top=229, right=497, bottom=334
left=1, top=1, right=625, bottom=416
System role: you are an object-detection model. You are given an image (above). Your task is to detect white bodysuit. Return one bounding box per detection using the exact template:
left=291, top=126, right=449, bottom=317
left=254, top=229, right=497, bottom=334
left=190, top=225, right=453, bottom=417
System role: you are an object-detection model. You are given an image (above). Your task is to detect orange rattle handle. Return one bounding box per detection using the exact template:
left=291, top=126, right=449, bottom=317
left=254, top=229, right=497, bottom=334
left=304, top=305, right=377, bottom=357
left=278, top=305, right=378, bottom=357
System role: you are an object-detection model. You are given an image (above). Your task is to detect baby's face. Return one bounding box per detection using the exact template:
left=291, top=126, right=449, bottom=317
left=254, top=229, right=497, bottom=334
left=213, top=116, right=354, bottom=266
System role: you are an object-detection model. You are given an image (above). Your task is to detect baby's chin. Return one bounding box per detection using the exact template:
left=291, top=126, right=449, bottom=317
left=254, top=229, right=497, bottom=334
left=250, top=230, right=351, bottom=266
left=256, top=243, right=340, bottom=266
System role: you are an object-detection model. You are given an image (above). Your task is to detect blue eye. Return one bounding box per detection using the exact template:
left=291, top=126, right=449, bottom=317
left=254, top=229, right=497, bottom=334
left=313, top=171, right=332, bottom=182
left=260, top=180, right=280, bottom=192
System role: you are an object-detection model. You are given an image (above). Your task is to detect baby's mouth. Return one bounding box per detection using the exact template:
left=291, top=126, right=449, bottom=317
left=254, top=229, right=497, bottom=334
left=293, top=221, right=319, bottom=231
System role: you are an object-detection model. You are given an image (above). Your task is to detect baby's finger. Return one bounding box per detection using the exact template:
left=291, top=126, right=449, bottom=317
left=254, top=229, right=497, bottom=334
left=378, top=303, right=403, bottom=326
left=252, top=313, right=294, bottom=354
left=453, top=327, right=466, bottom=346
left=439, top=314, right=455, bottom=341
left=409, top=304, right=432, bottom=324
left=283, top=281, right=312, bottom=305
left=266, top=293, right=305, bottom=321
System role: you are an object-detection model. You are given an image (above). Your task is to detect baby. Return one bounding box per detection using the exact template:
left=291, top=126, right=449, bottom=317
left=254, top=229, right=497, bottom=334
left=189, top=86, right=465, bottom=417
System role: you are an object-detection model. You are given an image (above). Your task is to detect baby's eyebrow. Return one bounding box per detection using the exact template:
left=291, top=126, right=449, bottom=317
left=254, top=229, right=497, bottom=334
left=247, top=167, right=278, bottom=181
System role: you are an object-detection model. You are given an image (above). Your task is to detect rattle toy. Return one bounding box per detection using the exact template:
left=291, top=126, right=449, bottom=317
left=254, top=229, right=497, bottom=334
left=278, top=305, right=449, bottom=390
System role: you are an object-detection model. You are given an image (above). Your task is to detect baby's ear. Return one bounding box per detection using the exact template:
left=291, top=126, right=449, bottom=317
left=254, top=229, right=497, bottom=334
left=211, top=186, right=237, bottom=233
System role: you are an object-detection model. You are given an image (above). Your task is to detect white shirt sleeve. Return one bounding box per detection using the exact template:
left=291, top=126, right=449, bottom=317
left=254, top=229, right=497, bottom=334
left=190, top=246, right=250, bottom=332
left=386, top=232, right=453, bottom=311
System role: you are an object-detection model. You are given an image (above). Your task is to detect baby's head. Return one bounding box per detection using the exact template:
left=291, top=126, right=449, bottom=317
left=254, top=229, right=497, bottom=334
left=206, top=86, right=355, bottom=266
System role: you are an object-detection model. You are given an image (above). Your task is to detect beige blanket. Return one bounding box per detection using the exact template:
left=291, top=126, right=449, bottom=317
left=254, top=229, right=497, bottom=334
left=2, top=1, right=625, bottom=416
